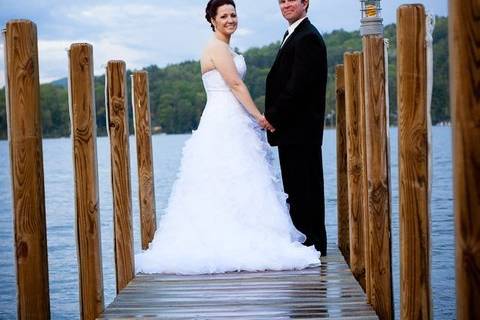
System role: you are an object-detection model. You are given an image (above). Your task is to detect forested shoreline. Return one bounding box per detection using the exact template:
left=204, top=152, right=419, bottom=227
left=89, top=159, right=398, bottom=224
left=0, top=17, right=448, bottom=139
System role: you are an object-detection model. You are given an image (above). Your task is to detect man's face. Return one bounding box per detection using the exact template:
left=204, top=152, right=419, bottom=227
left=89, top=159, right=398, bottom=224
left=279, top=0, right=308, bottom=24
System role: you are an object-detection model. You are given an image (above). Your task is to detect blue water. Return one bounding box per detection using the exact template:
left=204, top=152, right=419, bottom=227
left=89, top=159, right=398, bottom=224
left=0, top=127, right=455, bottom=319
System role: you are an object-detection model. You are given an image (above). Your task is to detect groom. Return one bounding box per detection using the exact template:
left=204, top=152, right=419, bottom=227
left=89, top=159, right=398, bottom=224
left=264, top=0, right=328, bottom=256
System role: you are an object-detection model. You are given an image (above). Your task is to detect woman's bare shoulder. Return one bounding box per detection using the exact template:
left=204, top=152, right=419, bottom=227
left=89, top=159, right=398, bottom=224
left=205, top=39, right=230, bottom=56
left=201, top=40, right=225, bottom=71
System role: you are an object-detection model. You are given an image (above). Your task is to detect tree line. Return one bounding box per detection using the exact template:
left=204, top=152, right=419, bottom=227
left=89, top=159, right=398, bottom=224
left=0, top=16, right=449, bottom=139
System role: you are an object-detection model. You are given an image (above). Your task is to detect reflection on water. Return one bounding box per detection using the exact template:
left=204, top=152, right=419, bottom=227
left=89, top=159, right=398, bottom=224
left=0, top=127, right=454, bottom=319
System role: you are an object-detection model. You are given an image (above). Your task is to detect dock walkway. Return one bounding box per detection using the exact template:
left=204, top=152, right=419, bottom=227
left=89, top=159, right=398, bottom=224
left=100, top=243, right=377, bottom=319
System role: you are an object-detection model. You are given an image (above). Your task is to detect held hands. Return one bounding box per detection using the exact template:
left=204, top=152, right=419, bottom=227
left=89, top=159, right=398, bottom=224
left=257, top=114, right=276, bottom=133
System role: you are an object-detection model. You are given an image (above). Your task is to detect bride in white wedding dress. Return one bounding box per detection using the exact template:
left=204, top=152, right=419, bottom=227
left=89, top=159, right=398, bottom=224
left=135, top=0, right=320, bottom=274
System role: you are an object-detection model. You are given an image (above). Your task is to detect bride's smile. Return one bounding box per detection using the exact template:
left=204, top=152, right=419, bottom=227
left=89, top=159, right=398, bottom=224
left=212, top=5, right=238, bottom=37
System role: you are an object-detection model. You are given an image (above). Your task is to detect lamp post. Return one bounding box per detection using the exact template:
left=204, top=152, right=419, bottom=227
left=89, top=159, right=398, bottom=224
left=360, top=0, right=394, bottom=319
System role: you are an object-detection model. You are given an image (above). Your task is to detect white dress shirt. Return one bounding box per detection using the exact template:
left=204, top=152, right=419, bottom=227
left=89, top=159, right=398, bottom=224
left=281, top=16, right=308, bottom=47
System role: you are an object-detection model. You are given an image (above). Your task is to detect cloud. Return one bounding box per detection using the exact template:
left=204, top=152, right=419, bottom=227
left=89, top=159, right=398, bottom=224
left=65, top=3, right=201, bottom=30
left=0, top=0, right=448, bottom=88
left=235, top=28, right=252, bottom=37
left=37, top=39, right=150, bottom=83
left=93, top=37, right=150, bottom=71
left=38, top=40, right=71, bottom=83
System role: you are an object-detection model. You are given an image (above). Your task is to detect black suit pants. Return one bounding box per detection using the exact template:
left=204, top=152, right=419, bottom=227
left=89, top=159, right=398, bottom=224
left=278, top=144, right=327, bottom=255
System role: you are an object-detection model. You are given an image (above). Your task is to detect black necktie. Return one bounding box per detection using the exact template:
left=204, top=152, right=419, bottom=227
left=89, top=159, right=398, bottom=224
left=281, top=30, right=289, bottom=45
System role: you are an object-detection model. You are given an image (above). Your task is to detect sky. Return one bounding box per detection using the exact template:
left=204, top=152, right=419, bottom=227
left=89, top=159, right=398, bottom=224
left=0, top=0, right=448, bottom=87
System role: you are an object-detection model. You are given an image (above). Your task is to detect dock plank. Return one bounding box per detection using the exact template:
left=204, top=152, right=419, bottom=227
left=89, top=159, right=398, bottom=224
left=99, top=244, right=378, bottom=319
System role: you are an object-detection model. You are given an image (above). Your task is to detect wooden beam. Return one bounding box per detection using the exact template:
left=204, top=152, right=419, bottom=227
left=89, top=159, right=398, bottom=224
left=131, top=71, right=157, bottom=250
left=68, top=43, right=105, bottom=319
left=397, top=5, right=432, bottom=319
left=106, top=60, right=135, bottom=293
left=450, top=0, right=480, bottom=318
left=4, top=19, right=50, bottom=319
left=335, top=64, right=350, bottom=265
left=344, top=52, right=368, bottom=293
left=362, top=34, right=394, bottom=320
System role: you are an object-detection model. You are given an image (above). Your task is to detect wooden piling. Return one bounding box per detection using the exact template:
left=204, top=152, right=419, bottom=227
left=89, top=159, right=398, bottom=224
left=4, top=19, right=51, bottom=319
left=106, top=61, right=135, bottom=293
left=360, top=52, right=371, bottom=304
left=397, top=5, right=432, bottom=320
left=344, top=52, right=368, bottom=293
left=68, top=43, right=105, bottom=319
left=450, top=0, right=480, bottom=319
left=335, top=64, right=350, bottom=264
left=363, top=34, right=394, bottom=319
left=131, top=71, right=157, bottom=250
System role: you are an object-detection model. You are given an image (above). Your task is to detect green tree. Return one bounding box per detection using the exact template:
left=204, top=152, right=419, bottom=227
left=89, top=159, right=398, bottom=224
left=0, top=16, right=450, bottom=139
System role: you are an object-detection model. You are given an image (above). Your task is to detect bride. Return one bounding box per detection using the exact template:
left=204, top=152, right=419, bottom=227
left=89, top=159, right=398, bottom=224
left=135, top=0, right=320, bottom=274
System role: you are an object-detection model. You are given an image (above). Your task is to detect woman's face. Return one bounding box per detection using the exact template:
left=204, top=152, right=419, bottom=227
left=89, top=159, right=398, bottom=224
left=212, top=4, right=237, bottom=35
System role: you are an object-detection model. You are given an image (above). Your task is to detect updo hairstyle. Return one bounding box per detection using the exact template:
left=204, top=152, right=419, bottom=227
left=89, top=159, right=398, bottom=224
left=205, top=0, right=236, bottom=31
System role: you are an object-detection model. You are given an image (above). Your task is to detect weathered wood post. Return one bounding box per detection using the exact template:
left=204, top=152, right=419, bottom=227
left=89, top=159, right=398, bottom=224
left=344, top=51, right=368, bottom=293
left=68, top=43, right=105, bottom=319
left=106, top=60, right=135, bottom=293
left=450, top=0, right=480, bottom=319
left=131, top=71, right=157, bottom=250
left=397, top=5, right=432, bottom=320
left=4, top=19, right=51, bottom=319
left=360, top=1, right=393, bottom=318
left=336, top=64, right=350, bottom=264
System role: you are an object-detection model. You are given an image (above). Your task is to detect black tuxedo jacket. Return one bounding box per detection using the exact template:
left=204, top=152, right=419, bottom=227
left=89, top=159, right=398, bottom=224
left=265, top=18, right=327, bottom=146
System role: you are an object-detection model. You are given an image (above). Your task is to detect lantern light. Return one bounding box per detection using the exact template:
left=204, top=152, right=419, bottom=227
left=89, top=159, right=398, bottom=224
left=360, top=0, right=383, bottom=36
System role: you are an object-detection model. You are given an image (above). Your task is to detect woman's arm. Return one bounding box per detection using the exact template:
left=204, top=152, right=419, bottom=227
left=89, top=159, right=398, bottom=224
left=209, top=42, right=274, bottom=131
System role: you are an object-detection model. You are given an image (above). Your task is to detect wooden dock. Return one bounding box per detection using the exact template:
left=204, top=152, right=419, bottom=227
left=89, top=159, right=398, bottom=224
left=4, top=2, right=480, bottom=319
left=99, top=243, right=377, bottom=319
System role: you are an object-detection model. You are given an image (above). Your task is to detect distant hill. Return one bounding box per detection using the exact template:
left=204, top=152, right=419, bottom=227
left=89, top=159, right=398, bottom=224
left=0, top=16, right=449, bottom=139
left=50, top=77, right=68, bottom=88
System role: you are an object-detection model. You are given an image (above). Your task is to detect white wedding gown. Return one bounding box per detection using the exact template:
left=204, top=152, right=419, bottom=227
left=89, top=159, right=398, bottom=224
left=135, top=51, right=320, bottom=274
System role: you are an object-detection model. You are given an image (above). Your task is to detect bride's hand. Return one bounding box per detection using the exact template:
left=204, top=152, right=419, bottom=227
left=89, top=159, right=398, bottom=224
left=257, top=115, right=276, bottom=133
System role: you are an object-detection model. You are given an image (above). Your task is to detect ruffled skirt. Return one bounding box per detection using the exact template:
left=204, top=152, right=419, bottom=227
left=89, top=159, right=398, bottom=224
left=135, top=90, right=320, bottom=274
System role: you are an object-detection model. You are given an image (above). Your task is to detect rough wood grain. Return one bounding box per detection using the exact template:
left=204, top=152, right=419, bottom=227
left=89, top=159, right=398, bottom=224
left=106, top=60, right=135, bottom=293
left=450, top=0, right=480, bottom=319
left=4, top=19, right=51, bottom=319
left=100, top=245, right=378, bottom=319
left=397, top=5, right=432, bottom=320
left=359, top=52, right=372, bottom=304
left=336, top=65, right=350, bottom=265
left=68, top=43, right=105, bottom=319
left=362, top=35, right=393, bottom=320
left=344, top=52, right=368, bottom=293
left=131, top=71, right=157, bottom=250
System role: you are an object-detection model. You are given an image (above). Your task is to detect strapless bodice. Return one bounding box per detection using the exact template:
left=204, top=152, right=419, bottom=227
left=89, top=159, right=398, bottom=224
left=201, top=54, right=246, bottom=92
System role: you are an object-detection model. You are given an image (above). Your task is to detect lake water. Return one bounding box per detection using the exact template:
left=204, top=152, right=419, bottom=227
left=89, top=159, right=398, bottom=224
left=0, top=126, right=454, bottom=319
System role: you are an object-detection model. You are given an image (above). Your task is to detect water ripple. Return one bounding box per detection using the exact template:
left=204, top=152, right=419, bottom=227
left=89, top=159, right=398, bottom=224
left=0, top=128, right=455, bottom=319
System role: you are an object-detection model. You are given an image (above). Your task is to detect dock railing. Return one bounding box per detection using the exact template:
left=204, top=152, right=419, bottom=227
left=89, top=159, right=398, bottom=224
left=335, top=3, right=479, bottom=320
left=3, top=1, right=480, bottom=318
